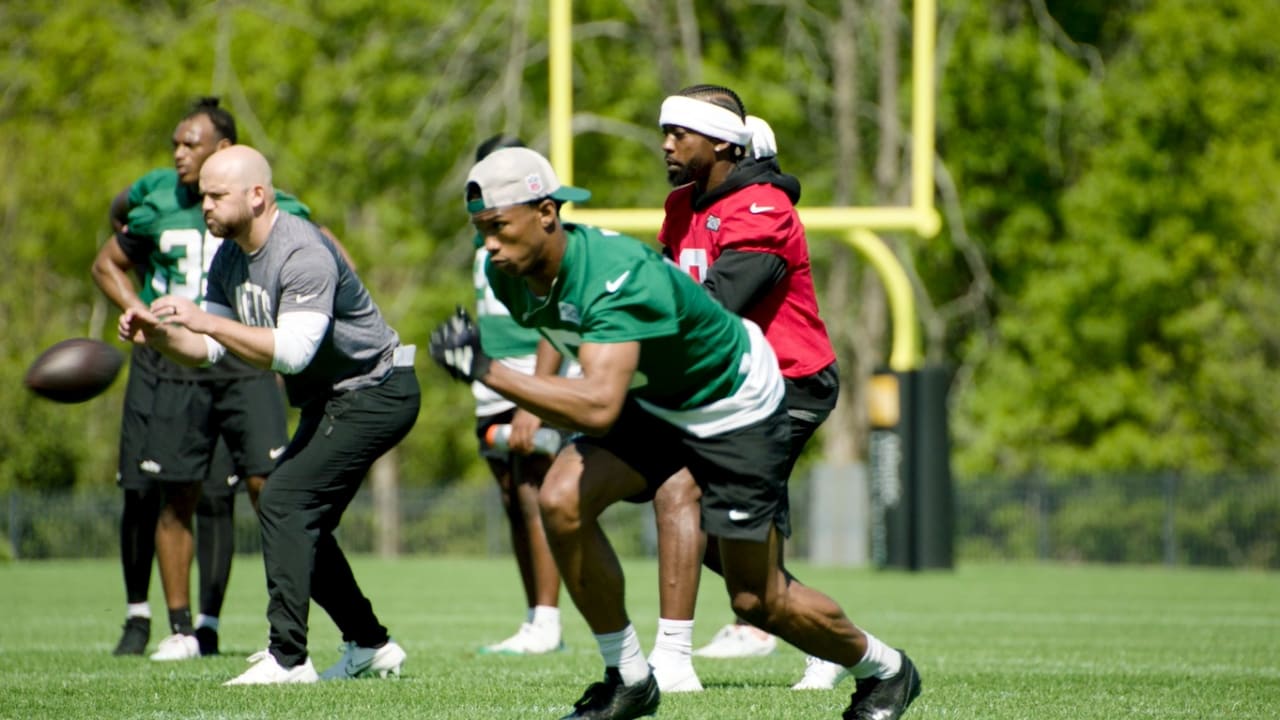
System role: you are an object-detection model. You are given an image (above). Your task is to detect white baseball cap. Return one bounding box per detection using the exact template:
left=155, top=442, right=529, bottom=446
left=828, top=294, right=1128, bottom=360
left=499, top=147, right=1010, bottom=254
left=465, top=147, right=591, bottom=213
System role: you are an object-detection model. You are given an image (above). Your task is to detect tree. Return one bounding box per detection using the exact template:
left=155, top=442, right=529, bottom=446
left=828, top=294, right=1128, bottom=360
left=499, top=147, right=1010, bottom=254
left=954, top=0, right=1280, bottom=477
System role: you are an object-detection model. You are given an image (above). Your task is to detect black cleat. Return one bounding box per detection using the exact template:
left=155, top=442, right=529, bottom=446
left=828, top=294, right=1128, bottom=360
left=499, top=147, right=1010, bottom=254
left=195, top=626, right=219, bottom=656
left=843, top=651, right=921, bottom=720
left=560, top=667, right=660, bottom=720
left=112, top=617, right=151, bottom=656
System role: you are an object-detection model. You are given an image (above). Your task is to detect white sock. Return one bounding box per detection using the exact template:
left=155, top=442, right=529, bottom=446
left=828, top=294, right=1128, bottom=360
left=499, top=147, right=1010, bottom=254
left=126, top=602, right=151, bottom=620
left=650, top=618, right=694, bottom=666
left=195, top=614, right=219, bottom=631
left=595, top=624, right=650, bottom=686
left=850, top=632, right=902, bottom=680
left=531, top=605, right=561, bottom=631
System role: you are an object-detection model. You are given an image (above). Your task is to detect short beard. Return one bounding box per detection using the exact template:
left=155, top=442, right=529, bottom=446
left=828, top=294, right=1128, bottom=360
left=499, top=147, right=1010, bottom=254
left=666, top=165, right=695, bottom=187
left=205, top=216, right=243, bottom=240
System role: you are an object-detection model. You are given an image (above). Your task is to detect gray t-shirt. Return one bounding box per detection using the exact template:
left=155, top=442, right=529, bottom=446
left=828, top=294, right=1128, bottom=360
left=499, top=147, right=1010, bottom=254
left=205, top=212, right=400, bottom=407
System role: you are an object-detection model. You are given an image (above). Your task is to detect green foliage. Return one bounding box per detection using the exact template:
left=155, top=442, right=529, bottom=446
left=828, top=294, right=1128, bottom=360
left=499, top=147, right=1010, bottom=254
left=952, top=0, right=1280, bottom=478
left=5, top=0, right=1280, bottom=497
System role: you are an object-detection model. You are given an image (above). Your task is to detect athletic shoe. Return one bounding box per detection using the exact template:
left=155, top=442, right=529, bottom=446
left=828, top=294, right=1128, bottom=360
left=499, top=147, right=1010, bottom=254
left=792, top=655, right=852, bottom=690
left=648, top=656, right=703, bottom=693
left=559, top=668, right=660, bottom=720
left=692, top=624, right=777, bottom=658
left=842, top=651, right=921, bottom=720
left=224, top=650, right=319, bottom=686
left=149, top=633, right=200, bottom=661
left=195, top=626, right=219, bottom=656
left=113, top=617, right=150, bottom=656
left=479, top=622, right=564, bottom=655
left=319, top=639, right=407, bottom=680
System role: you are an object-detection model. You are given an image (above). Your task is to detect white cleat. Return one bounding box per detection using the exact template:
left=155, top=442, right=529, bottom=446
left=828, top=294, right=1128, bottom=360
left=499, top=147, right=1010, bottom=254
left=792, top=655, right=852, bottom=690
left=650, top=660, right=704, bottom=693
left=319, top=639, right=406, bottom=680
left=224, top=650, right=318, bottom=685
left=478, top=623, right=564, bottom=655
left=692, top=624, right=778, bottom=659
left=149, top=633, right=200, bottom=661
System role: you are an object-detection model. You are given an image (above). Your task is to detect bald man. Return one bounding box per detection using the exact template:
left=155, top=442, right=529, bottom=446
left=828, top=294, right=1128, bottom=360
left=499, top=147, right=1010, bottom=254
left=119, top=145, right=421, bottom=685
left=95, top=98, right=315, bottom=661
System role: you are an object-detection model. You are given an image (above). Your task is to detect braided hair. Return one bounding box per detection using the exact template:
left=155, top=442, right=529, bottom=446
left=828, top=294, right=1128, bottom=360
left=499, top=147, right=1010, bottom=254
left=186, top=97, right=237, bottom=144
left=676, top=84, right=747, bottom=120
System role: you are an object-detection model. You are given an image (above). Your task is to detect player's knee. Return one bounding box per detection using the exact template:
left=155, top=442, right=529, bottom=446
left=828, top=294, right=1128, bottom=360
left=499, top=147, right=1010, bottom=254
left=255, top=483, right=291, bottom=525
left=654, top=469, right=700, bottom=514
left=538, top=486, right=579, bottom=536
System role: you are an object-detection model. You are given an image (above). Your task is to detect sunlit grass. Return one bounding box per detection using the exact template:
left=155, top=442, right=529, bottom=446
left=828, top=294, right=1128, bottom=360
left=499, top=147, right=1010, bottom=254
left=0, top=556, right=1276, bottom=719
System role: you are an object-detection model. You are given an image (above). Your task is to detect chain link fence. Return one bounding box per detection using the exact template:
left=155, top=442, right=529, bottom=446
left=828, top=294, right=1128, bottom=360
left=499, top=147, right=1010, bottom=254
left=2, top=470, right=1277, bottom=568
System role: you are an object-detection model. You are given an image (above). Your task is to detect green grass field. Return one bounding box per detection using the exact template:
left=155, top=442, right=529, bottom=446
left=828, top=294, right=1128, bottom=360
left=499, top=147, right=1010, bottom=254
left=1, top=556, right=1275, bottom=719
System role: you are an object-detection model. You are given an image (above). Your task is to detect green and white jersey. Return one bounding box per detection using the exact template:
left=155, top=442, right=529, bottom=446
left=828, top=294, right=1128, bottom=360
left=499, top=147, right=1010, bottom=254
left=119, top=167, right=312, bottom=380
left=473, top=243, right=539, bottom=416
left=473, top=241, right=585, bottom=417
left=474, top=243, right=542, bottom=359
left=486, top=223, right=784, bottom=436
left=123, top=168, right=312, bottom=306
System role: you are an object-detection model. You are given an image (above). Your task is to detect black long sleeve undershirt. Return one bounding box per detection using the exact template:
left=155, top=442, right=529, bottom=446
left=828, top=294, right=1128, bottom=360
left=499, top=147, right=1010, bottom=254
left=701, top=249, right=788, bottom=315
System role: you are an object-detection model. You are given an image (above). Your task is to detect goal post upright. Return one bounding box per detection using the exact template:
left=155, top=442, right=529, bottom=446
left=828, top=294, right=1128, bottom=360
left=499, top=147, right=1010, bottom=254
left=546, top=0, right=940, bottom=372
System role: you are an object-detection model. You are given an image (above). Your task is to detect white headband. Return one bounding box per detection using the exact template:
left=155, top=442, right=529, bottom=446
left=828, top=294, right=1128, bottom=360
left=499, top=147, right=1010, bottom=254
left=659, top=95, right=779, bottom=159
left=660, top=96, right=751, bottom=145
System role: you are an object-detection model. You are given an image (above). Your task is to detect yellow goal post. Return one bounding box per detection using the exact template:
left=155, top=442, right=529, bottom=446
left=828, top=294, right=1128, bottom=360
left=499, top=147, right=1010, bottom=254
left=546, top=0, right=941, bottom=372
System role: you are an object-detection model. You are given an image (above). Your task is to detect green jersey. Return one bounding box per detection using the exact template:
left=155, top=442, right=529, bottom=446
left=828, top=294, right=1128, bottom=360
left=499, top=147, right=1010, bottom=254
left=473, top=242, right=541, bottom=359
left=123, top=168, right=311, bottom=305
left=118, top=167, right=312, bottom=380
left=486, top=223, right=757, bottom=416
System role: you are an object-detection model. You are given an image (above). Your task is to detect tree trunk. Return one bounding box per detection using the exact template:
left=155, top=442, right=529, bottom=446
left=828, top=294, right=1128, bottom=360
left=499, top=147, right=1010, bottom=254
left=371, top=449, right=400, bottom=558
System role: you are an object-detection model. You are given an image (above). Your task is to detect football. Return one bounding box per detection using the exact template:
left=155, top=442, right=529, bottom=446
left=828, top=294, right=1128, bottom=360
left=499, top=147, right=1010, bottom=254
left=24, top=338, right=125, bottom=403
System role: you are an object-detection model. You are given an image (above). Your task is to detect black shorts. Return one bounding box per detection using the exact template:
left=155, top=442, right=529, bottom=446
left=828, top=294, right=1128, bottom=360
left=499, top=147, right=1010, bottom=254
left=783, top=361, right=840, bottom=471
left=575, top=398, right=792, bottom=541
left=116, top=366, right=289, bottom=496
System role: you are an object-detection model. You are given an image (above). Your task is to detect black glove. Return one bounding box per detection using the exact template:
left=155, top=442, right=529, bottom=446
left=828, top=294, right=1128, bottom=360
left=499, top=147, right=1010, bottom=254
left=429, top=306, right=492, bottom=383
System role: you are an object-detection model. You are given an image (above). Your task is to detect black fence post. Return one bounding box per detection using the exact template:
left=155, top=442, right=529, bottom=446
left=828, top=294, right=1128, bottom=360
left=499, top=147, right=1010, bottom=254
left=868, top=366, right=955, bottom=570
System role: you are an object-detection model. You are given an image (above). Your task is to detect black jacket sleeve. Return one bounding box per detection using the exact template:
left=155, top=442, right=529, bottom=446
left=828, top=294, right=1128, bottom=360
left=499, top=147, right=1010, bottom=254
left=703, top=249, right=788, bottom=315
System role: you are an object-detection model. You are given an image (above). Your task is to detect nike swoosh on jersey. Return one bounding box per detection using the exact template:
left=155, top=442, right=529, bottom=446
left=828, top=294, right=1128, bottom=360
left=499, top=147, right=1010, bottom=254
left=728, top=509, right=752, bottom=522
left=295, top=293, right=317, bottom=303
left=748, top=203, right=775, bottom=214
left=269, top=446, right=286, bottom=460
left=605, top=270, right=631, bottom=293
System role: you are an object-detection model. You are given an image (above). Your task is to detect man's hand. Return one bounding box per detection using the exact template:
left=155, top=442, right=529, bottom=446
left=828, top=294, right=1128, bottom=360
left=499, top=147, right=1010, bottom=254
left=429, top=306, right=492, bottom=383
left=507, top=408, right=545, bottom=455
left=148, top=295, right=214, bottom=335
left=118, top=306, right=163, bottom=345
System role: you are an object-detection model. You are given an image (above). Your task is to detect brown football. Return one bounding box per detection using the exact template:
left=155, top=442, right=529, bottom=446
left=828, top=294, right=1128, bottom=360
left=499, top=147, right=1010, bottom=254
left=24, top=338, right=125, bottom=403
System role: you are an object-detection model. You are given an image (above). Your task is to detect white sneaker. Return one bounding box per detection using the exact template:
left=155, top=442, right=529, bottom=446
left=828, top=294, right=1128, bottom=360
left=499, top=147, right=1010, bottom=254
left=224, top=650, right=319, bottom=685
left=149, top=633, right=200, bottom=661
left=319, top=639, right=406, bottom=679
left=650, top=659, right=704, bottom=693
left=478, top=623, right=564, bottom=655
left=692, top=624, right=778, bottom=658
left=792, top=655, right=852, bottom=690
